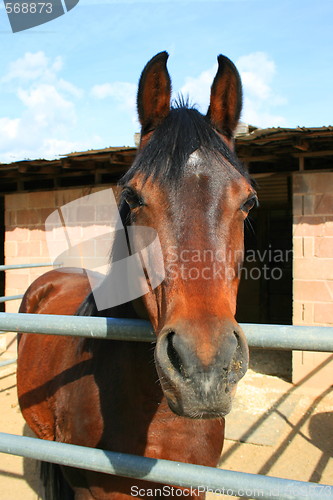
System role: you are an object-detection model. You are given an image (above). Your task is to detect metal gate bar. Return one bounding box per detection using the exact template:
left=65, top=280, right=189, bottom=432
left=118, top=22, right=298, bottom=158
left=0, top=312, right=333, bottom=351
left=0, top=294, right=23, bottom=303
left=0, top=432, right=331, bottom=500
left=0, top=358, right=16, bottom=368
left=0, top=262, right=53, bottom=303
left=1, top=313, right=332, bottom=499
left=0, top=263, right=53, bottom=271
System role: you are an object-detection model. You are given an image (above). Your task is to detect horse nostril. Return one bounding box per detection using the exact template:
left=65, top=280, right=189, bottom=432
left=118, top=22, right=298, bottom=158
left=166, top=332, right=186, bottom=377
left=229, top=330, right=248, bottom=378
left=233, top=330, right=241, bottom=352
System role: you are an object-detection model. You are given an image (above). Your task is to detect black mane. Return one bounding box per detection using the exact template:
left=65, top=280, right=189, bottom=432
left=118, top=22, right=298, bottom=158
left=77, top=105, right=251, bottom=321
left=120, top=105, right=249, bottom=189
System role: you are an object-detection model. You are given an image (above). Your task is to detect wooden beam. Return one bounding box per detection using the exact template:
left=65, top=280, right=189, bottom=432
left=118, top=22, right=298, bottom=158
left=299, top=157, right=305, bottom=171
left=292, top=149, right=333, bottom=158
left=238, top=155, right=282, bottom=163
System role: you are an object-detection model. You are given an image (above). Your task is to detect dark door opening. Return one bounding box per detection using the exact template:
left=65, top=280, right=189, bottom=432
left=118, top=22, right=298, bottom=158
left=0, top=196, right=4, bottom=312
left=236, top=174, right=293, bottom=379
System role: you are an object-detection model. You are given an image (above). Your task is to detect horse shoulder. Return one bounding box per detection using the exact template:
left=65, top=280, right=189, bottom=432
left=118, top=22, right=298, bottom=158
left=17, top=268, right=101, bottom=441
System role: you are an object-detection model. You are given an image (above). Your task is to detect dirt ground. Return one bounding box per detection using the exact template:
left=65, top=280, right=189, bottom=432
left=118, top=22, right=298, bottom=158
left=0, top=351, right=332, bottom=500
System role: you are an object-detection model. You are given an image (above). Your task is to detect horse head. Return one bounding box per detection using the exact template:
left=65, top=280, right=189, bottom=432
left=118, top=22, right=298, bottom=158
left=119, top=52, right=256, bottom=419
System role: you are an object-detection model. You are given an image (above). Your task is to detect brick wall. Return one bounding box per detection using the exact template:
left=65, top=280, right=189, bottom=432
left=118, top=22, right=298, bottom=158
left=4, top=185, right=115, bottom=352
left=292, top=172, right=333, bottom=389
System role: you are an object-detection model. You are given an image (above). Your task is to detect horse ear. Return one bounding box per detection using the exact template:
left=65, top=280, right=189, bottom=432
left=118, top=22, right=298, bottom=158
left=137, top=51, right=171, bottom=136
left=207, top=55, right=242, bottom=138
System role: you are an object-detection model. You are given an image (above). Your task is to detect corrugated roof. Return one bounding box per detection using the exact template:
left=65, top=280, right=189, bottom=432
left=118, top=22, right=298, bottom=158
left=237, top=126, right=333, bottom=142
left=0, top=127, right=332, bottom=194
left=64, top=146, right=136, bottom=158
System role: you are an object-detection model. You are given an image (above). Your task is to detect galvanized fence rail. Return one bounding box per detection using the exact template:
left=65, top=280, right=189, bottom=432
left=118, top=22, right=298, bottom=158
left=0, top=431, right=332, bottom=500
left=0, top=263, right=53, bottom=271
left=0, top=263, right=53, bottom=364
left=0, top=312, right=332, bottom=499
left=0, top=312, right=333, bottom=351
left=0, top=263, right=53, bottom=303
left=0, top=294, right=23, bottom=303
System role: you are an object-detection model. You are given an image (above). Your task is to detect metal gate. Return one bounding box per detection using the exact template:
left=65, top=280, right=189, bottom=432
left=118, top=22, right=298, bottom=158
left=0, top=312, right=332, bottom=500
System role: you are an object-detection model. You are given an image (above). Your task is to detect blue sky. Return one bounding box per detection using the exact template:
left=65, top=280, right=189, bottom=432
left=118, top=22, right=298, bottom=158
left=0, top=0, right=332, bottom=162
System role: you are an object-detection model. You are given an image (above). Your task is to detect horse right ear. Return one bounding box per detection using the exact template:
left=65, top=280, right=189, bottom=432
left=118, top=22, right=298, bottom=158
left=207, top=55, right=242, bottom=139
left=137, top=51, right=171, bottom=139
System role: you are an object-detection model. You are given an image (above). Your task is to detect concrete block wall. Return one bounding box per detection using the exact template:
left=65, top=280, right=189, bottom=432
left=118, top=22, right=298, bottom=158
left=292, top=172, right=333, bottom=389
left=4, top=185, right=115, bottom=352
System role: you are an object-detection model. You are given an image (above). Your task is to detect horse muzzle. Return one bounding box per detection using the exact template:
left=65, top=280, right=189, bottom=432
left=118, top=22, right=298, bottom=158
left=154, top=319, right=249, bottom=419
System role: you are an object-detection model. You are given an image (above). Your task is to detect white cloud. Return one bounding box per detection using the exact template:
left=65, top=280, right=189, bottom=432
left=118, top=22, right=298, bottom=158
left=179, top=66, right=216, bottom=113
left=179, top=52, right=287, bottom=128
left=236, top=52, right=287, bottom=127
left=91, top=80, right=138, bottom=132
left=2, top=51, right=63, bottom=83
left=0, top=52, right=88, bottom=162
left=91, top=81, right=136, bottom=112
left=0, top=117, right=20, bottom=141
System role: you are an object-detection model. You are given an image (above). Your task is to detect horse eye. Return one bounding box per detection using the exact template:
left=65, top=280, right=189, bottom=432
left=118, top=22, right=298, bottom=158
left=241, top=196, right=258, bottom=214
left=123, top=188, right=144, bottom=210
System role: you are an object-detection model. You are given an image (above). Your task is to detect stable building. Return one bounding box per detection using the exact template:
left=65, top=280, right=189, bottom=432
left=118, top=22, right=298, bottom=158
left=1, top=126, right=332, bottom=387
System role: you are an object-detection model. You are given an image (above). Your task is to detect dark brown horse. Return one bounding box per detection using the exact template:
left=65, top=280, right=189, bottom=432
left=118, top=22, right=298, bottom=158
left=17, top=52, right=257, bottom=499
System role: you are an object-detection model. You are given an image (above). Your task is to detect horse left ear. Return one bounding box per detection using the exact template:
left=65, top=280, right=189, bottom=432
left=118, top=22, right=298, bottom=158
left=137, top=51, right=171, bottom=138
left=207, top=55, right=242, bottom=138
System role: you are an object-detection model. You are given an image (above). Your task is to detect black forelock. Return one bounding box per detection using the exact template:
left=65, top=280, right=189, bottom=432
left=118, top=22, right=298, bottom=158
left=120, top=104, right=249, bottom=189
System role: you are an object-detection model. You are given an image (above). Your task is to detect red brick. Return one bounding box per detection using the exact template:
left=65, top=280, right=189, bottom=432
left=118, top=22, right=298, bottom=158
left=303, top=302, right=314, bottom=323
left=293, top=173, right=333, bottom=195
left=4, top=241, right=18, bottom=258
left=65, top=226, right=83, bottom=241
left=293, top=174, right=311, bottom=194
left=75, top=206, right=95, bottom=224
left=293, top=301, right=303, bottom=323
left=293, top=280, right=333, bottom=302
left=5, top=302, right=21, bottom=314
left=40, top=240, right=52, bottom=258
left=293, top=216, right=326, bottom=236
left=314, top=194, right=333, bottom=215
left=29, top=227, right=45, bottom=241
left=315, top=237, right=333, bottom=258
left=29, top=267, right=53, bottom=282
left=314, top=303, right=333, bottom=324
left=40, top=208, right=55, bottom=225
left=55, top=188, right=84, bottom=208
left=326, top=281, right=333, bottom=297
left=5, top=228, right=29, bottom=242
left=293, top=195, right=303, bottom=215
left=293, top=237, right=303, bottom=258
left=16, top=209, right=40, bottom=226
left=5, top=273, right=30, bottom=290
left=28, top=191, right=55, bottom=209
left=324, top=219, right=333, bottom=236
left=293, top=258, right=333, bottom=280
left=5, top=211, right=17, bottom=226
left=313, top=173, right=333, bottom=194
left=17, top=241, right=41, bottom=258
left=303, top=195, right=315, bottom=215
left=303, top=237, right=314, bottom=257
left=292, top=351, right=333, bottom=389
left=292, top=301, right=314, bottom=324
left=5, top=193, right=29, bottom=210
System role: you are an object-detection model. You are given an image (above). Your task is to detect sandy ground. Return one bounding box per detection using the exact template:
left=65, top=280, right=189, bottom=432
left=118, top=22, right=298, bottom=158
left=0, top=354, right=332, bottom=500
